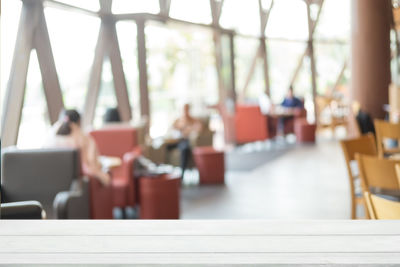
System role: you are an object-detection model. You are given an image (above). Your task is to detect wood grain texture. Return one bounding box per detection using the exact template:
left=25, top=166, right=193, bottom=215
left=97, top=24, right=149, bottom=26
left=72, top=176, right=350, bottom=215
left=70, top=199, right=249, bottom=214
left=0, top=220, right=399, bottom=265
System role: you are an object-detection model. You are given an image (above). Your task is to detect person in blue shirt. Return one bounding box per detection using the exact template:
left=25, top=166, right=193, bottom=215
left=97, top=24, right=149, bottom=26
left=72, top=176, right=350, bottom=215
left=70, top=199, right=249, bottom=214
left=278, top=86, right=304, bottom=136
left=281, top=86, right=303, bottom=109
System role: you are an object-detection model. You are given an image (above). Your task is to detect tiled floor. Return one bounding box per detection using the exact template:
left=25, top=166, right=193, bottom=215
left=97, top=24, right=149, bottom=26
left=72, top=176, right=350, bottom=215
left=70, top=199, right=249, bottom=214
left=181, top=139, right=350, bottom=219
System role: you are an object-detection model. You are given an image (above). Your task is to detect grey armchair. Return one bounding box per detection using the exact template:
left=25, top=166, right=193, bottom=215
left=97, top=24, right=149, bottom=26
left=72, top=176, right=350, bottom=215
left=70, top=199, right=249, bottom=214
left=1, top=148, right=90, bottom=219
left=1, top=201, right=44, bottom=219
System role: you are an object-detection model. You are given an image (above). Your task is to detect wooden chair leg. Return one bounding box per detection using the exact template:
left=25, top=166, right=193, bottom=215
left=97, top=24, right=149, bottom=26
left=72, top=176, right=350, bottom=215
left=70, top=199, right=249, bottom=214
left=351, top=195, right=357, bottom=220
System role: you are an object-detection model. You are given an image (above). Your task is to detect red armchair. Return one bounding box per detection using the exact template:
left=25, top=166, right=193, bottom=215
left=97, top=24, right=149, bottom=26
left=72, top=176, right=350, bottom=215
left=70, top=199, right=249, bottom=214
left=193, top=147, right=225, bottom=184
left=90, top=127, right=140, bottom=209
left=234, top=104, right=274, bottom=144
left=294, top=118, right=317, bottom=143
left=138, top=174, right=181, bottom=219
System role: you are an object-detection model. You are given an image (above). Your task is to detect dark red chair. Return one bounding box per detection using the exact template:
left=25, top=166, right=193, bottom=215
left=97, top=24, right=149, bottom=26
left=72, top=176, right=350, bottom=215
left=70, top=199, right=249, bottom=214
left=139, top=174, right=180, bottom=219
left=90, top=127, right=140, bottom=209
left=193, top=146, right=225, bottom=184
left=235, top=104, right=274, bottom=144
left=294, top=118, right=317, bottom=143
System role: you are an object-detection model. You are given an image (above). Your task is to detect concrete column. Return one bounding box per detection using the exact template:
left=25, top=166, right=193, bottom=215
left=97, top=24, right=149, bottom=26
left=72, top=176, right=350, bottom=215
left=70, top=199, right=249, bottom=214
left=351, top=0, right=391, bottom=119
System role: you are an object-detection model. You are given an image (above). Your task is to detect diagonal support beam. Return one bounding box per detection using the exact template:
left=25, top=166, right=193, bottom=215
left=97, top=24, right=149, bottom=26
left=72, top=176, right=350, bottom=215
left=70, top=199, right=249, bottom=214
left=99, top=0, right=112, bottom=14
left=34, top=5, right=64, bottom=125
left=210, top=0, right=228, bottom=103
left=210, top=0, right=224, bottom=26
left=1, top=2, right=39, bottom=146
left=136, top=19, right=150, bottom=119
left=83, top=16, right=133, bottom=127
left=83, top=24, right=107, bottom=127
left=107, top=22, right=132, bottom=122
left=259, top=0, right=273, bottom=33
left=306, top=0, right=324, bottom=122
left=260, top=38, right=270, bottom=96
left=290, top=0, right=323, bottom=88
left=258, top=0, right=273, bottom=97
left=159, top=0, right=172, bottom=17
left=83, top=1, right=132, bottom=127
left=240, top=0, right=274, bottom=100
left=1, top=0, right=64, bottom=147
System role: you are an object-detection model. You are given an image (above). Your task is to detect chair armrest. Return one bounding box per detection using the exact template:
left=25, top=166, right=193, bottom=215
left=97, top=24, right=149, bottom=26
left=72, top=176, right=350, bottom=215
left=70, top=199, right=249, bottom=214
left=53, top=178, right=90, bottom=219
left=1, top=201, right=44, bottom=219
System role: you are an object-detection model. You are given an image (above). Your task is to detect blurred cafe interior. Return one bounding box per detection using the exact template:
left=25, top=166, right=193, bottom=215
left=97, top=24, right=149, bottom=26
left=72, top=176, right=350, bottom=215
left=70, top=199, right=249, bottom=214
left=1, top=0, right=400, bottom=220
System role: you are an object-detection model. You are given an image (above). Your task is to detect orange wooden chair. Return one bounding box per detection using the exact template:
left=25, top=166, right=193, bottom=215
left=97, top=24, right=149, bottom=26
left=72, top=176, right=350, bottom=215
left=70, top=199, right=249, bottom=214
left=356, top=154, right=400, bottom=218
left=364, top=192, right=400, bottom=219
left=340, top=134, right=377, bottom=219
left=374, top=119, right=400, bottom=157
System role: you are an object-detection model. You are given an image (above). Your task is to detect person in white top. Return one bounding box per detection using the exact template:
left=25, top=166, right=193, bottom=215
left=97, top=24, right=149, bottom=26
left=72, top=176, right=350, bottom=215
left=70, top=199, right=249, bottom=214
left=259, top=91, right=272, bottom=115
left=44, top=109, right=111, bottom=186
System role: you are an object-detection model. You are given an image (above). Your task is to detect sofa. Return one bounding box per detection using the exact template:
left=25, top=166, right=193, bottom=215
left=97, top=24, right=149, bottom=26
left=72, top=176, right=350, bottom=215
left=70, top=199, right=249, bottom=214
left=0, top=201, right=44, bottom=219
left=1, top=148, right=90, bottom=219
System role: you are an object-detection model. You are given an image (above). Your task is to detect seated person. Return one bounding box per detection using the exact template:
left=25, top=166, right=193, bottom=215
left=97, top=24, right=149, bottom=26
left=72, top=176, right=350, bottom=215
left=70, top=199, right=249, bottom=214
left=43, top=109, right=111, bottom=186
left=278, top=86, right=304, bottom=135
left=281, top=86, right=304, bottom=109
left=167, top=104, right=203, bottom=178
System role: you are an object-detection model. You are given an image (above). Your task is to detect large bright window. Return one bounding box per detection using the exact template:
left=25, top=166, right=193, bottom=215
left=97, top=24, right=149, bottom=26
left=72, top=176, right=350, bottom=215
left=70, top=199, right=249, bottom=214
left=45, top=7, right=100, bottom=112
left=51, top=0, right=100, bottom=12
left=314, top=0, right=350, bottom=42
left=234, top=37, right=261, bottom=101
left=315, top=43, right=350, bottom=96
left=268, top=40, right=308, bottom=103
left=146, top=22, right=218, bottom=138
left=169, top=0, right=212, bottom=24
left=112, top=0, right=159, bottom=14
left=266, top=0, right=309, bottom=41
left=17, top=51, right=51, bottom=149
left=220, top=0, right=260, bottom=36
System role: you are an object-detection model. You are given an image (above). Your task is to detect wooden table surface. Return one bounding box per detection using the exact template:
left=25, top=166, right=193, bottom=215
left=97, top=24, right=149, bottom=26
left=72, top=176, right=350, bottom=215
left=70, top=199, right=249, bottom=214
left=1, top=220, right=400, bottom=265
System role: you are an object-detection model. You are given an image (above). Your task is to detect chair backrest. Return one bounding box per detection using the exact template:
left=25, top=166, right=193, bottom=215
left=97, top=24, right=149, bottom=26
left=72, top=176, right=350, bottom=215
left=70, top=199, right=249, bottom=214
left=1, top=148, right=79, bottom=217
left=234, top=104, right=268, bottom=144
left=374, top=119, right=400, bottom=157
left=364, top=192, right=400, bottom=219
left=340, top=134, right=377, bottom=164
left=340, top=134, right=377, bottom=219
left=90, top=126, right=138, bottom=158
left=356, top=154, right=400, bottom=192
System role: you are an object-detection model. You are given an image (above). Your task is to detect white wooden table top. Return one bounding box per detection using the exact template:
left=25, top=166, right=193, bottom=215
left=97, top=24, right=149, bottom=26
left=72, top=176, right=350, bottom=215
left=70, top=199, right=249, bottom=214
left=1, top=220, right=400, bottom=265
